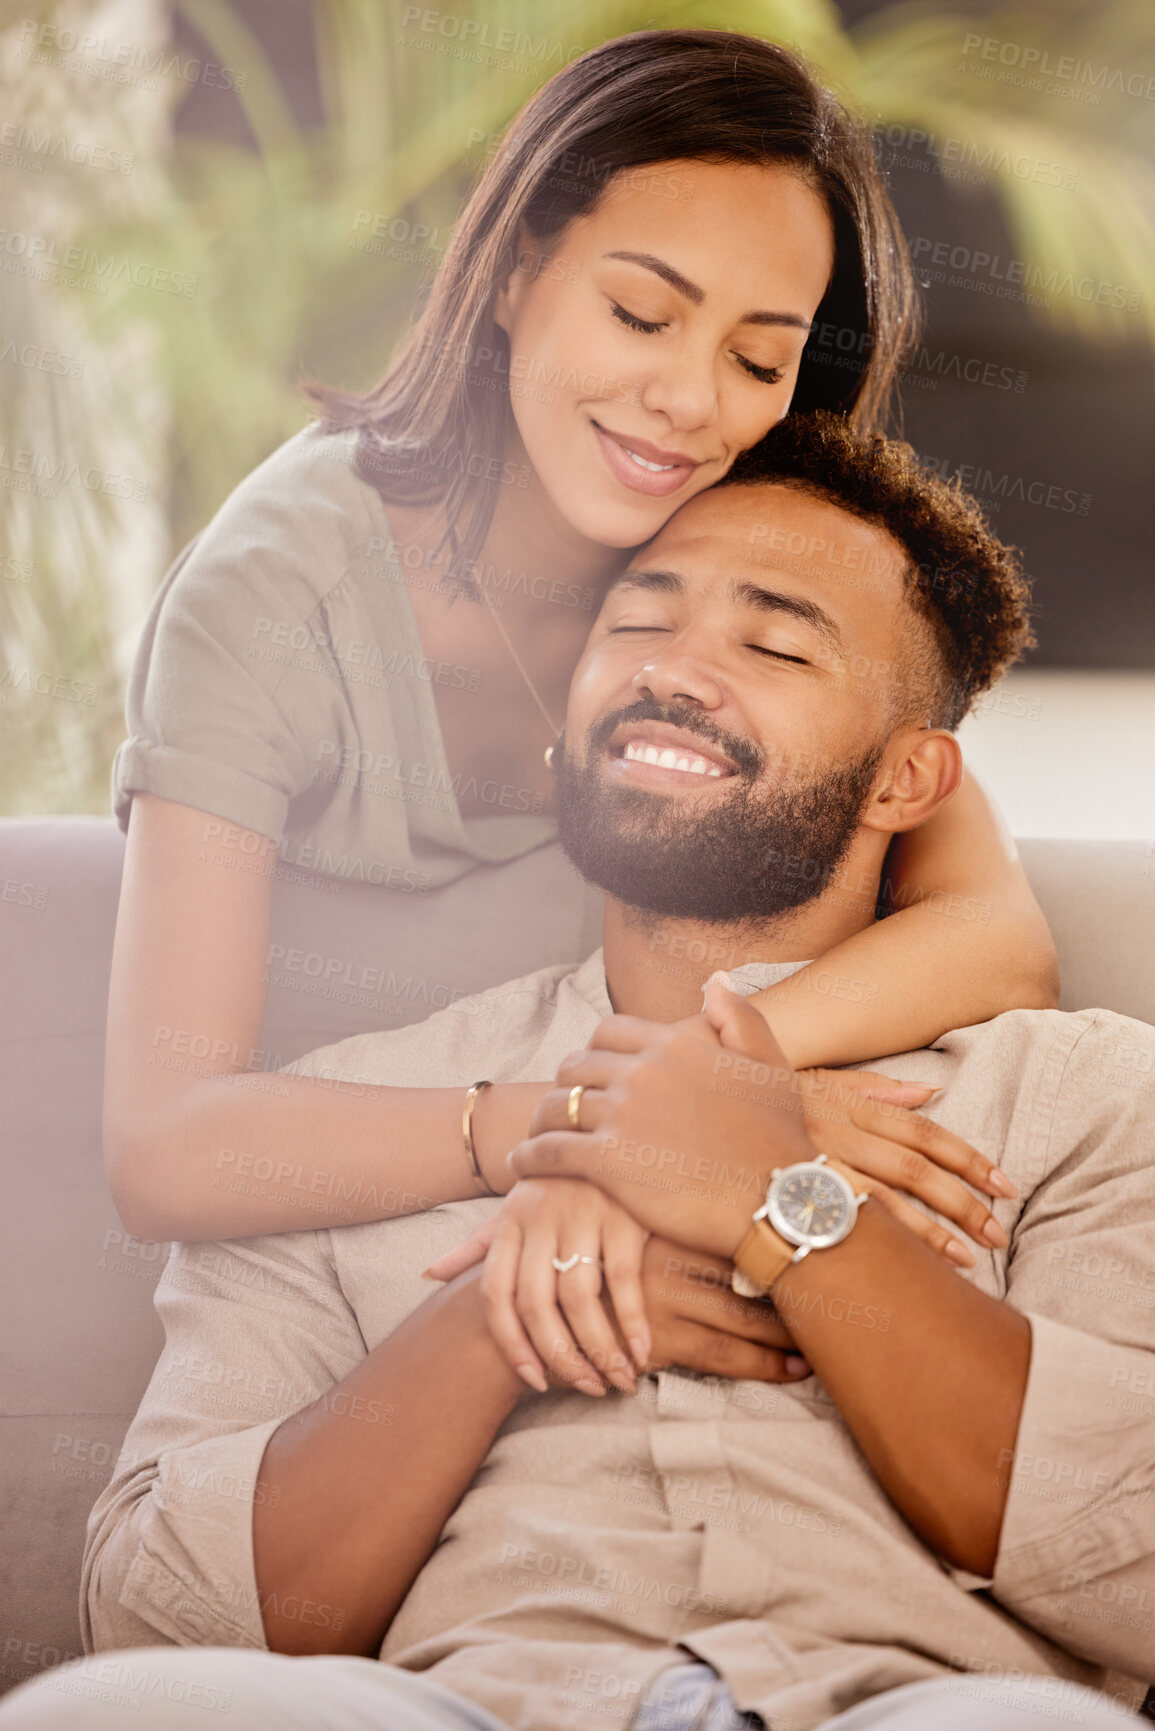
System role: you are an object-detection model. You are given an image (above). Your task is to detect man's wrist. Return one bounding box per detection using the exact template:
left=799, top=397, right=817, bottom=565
left=768, top=1189, right=884, bottom=1295
left=722, top=1138, right=825, bottom=1261
left=727, top=1145, right=866, bottom=1289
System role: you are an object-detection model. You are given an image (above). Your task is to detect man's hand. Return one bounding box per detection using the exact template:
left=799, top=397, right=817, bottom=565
left=506, top=980, right=813, bottom=1258
left=632, top=1234, right=809, bottom=1384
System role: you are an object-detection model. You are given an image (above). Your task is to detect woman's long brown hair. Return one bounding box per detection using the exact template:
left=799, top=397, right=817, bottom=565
left=303, top=29, right=919, bottom=583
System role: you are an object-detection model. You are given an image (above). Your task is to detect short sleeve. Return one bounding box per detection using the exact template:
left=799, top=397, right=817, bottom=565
left=112, top=427, right=365, bottom=841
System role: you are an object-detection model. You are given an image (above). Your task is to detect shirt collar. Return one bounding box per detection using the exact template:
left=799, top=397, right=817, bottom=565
left=574, top=950, right=812, bottom=1020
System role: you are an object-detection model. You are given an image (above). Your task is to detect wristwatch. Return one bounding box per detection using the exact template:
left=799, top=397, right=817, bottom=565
left=731, top=1154, right=869, bottom=1298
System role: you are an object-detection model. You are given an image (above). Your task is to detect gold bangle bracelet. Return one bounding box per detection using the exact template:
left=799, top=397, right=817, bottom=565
left=463, top=1080, right=499, bottom=1196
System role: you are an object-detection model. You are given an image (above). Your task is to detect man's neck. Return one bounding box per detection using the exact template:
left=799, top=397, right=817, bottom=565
left=601, top=834, right=888, bottom=1019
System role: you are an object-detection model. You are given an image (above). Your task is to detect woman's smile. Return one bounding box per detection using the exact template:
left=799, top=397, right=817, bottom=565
left=589, top=418, right=705, bottom=497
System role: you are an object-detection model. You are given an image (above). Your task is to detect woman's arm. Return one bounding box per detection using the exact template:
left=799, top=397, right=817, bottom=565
left=103, top=794, right=542, bottom=1241
left=746, top=771, right=1059, bottom=1071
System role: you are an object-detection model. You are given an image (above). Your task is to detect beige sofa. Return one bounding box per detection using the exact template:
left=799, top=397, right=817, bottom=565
left=1, top=818, right=1152, bottom=1709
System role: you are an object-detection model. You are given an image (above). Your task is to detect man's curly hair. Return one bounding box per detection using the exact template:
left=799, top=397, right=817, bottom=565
left=722, top=411, right=1035, bottom=730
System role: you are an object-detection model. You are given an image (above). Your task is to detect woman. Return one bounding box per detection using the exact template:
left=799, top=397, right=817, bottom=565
left=103, top=30, right=1056, bottom=1259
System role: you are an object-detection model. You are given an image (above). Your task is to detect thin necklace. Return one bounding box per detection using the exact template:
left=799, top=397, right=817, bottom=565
left=475, top=581, right=563, bottom=762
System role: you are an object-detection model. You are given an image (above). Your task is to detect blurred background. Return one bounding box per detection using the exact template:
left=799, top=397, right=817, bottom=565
left=1, top=0, right=1153, bottom=838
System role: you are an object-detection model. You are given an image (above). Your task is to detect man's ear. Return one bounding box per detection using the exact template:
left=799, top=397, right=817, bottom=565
left=493, top=224, right=537, bottom=336
left=861, top=729, right=963, bottom=837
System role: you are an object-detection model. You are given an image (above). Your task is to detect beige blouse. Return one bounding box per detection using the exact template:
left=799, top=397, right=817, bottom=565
left=112, top=421, right=558, bottom=892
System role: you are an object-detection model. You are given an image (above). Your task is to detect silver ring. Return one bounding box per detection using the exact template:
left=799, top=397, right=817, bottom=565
left=551, top=1253, right=603, bottom=1273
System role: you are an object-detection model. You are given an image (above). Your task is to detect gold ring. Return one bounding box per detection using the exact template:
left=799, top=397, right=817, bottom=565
left=566, top=1084, right=585, bottom=1130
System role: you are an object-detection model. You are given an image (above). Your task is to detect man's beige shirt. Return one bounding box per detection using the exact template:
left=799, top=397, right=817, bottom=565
left=82, top=953, right=1155, bottom=1731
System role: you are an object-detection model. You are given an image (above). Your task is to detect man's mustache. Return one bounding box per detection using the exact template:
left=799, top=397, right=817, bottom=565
left=582, top=699, right=764, bottom=779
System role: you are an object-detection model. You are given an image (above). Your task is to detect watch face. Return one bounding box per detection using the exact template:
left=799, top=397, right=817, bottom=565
left=767, top=1163, right=854, bottom=1249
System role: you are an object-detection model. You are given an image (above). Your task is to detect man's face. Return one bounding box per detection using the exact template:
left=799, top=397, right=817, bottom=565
left=556, top=482, right=917, bottom=924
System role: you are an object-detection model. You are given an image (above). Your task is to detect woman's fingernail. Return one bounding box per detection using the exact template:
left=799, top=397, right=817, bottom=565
left=576, top=1376, right=606, bottom=1397
left=706, top=970, right=736, bottom=992
left=628, top=1335, right=650, bottom=1372
left=983, top=1218, right=1010, bottom=1249
left=785, top=1355, right=810, bottom=1377
left=986, top=1168, right=1018, bottom=1198
left=945, top=1238, right=976, bottom=1266
left=518, top=1365, right=548, bottom=1393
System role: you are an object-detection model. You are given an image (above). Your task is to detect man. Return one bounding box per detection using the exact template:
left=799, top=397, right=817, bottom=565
left=3, top=415, right=1151, bottom=1731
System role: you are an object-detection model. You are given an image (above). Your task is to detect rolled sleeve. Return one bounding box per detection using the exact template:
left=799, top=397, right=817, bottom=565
left=90, top=1417, right=285, bottom=1651
left=987, top=1011, right=1155, bottom=1676
left=81, top=1231, right=367, bottom=1654
left=111, top=428, right=364, bottom=839
left=112, top=525, right=322, bottom=841
left=992, top=1313, right=1155, bottom=1671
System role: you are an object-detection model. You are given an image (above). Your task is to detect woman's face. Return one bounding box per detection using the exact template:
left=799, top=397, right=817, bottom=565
left=494, top=157, right=836, bottom=551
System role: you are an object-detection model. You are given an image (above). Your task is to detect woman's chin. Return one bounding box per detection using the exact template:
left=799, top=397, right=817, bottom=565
left=551, top=488, right=684, bottom=553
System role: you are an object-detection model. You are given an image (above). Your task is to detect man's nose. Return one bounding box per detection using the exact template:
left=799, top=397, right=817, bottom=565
left=632, top=636, right=725, bottom=710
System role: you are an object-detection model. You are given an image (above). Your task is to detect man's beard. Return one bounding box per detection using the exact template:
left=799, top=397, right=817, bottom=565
left=555, top=700, right=885, bottom=925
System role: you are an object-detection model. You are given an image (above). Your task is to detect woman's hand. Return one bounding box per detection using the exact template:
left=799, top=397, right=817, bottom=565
left=794, top=1067, right=1015, bottom=1266
left=507, top=981, right=1016, bottom=1267
left=426, top=1177, right=649, bottom=1395
left=425, top=1177, right=809, bottom=1396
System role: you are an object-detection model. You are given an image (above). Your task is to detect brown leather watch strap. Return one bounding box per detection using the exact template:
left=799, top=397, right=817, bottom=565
left=733, top=1216, right=795, bottom=1295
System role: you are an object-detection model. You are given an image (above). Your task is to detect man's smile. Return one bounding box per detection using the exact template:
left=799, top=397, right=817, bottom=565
left=603, top=718, right=739, bottom=788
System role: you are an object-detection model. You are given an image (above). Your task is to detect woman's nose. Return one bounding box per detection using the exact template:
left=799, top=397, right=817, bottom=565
left=639, top=343, right=721, bottom=432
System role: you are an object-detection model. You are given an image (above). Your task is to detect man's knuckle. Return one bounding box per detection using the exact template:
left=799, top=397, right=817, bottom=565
left=706, top=1332, right=741, bottom=1372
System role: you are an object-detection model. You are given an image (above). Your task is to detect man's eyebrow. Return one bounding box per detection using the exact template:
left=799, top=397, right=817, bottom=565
left=604, top=251, right=812, bottom=330
left=730, top=581, right=846, bottom=655
left=606, top=567, right=684, bottom=598
left=607, top=569, right=844, bottom=654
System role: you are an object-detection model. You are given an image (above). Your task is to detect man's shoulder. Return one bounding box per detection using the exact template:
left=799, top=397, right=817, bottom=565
left=935, top=1003, right=1154, bottom=1089
left=286, top=949, right=609, bottom=1090
left=876, top=1005, right=1155, bottom=1191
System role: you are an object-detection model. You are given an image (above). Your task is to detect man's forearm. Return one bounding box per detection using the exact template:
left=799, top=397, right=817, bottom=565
left=252, top=1269, right=524, bottom=1657
left=769, top=1201, right=1031, bottom=1576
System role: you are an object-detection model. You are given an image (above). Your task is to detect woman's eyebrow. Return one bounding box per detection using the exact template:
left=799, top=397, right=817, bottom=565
left=603, top=250, right=812, bottom=329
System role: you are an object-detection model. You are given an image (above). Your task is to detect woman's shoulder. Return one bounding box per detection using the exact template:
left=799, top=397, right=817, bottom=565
left=170, top=419, right=392, bottom=626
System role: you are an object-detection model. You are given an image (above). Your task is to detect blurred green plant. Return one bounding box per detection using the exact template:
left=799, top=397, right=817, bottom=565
left=1, top=0, right=1153, bottom=813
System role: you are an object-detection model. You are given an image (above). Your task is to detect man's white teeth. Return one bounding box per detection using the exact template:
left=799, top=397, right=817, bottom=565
left=625, top=447, right=676, bottom=473
left=623, top=740, right=724, bottom=777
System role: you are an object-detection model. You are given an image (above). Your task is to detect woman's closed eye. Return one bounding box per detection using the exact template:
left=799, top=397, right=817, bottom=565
left=611, top=301, right=666, bottom=335
left=609, top=302, right=787, bottom=386
left=737, top=358, right=785, bottom=385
